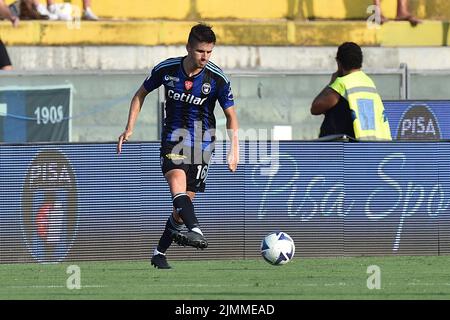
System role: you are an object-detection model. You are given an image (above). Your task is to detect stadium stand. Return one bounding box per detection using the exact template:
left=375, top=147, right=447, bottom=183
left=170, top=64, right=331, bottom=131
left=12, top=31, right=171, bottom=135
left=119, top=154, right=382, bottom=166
left=0, top=0, right=449, bottom=46
left=9, top=0, right=447, bottom=21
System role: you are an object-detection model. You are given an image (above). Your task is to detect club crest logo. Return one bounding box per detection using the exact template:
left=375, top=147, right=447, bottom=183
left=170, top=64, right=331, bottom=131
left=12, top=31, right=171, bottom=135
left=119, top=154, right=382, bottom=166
left=184, top=80, right=193, bottom=91
left=397, top=104, right=441, bottom=140
left=201, top=83, right=211, bottom=95
left=21, top=149, right=78, bottom=263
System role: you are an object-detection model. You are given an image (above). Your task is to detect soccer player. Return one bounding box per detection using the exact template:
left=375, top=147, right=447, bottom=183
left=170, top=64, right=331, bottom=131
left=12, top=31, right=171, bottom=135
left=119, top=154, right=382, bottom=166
left=117, top=23, right=239, bottom=269
left=311, top=42, right=392, bottom=141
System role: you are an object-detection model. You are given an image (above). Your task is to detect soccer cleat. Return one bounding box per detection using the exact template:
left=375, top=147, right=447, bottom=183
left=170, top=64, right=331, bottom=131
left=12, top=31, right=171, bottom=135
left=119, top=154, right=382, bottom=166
left=172, top=231, right=208, bottom=249
left=150, top=254, right=171, bottom=269
left=168, top=228, right=181, bottom=238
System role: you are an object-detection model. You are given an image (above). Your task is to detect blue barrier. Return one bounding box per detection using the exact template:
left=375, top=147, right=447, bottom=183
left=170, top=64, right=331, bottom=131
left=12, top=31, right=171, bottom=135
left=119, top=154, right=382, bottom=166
left=384, top=100, right=450, bottom=140
left=0, top=141, right=449, bottom=263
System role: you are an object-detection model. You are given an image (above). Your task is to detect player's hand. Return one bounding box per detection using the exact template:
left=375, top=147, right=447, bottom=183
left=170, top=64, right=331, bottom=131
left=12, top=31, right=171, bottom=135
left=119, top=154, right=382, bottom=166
left=227, top=145, right=239, bottom=172
left=117, top=130, right=132, bottom=154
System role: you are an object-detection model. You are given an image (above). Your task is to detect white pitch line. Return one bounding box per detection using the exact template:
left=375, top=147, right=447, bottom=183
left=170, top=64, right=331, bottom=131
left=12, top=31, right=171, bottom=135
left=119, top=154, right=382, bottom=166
left=146, top=283, right=348, bottom=287
left=407, top=283, right=450, bottom=286
left=8, top=283, right=450, bottom=290
left=8, top=285, right=107, bottom=289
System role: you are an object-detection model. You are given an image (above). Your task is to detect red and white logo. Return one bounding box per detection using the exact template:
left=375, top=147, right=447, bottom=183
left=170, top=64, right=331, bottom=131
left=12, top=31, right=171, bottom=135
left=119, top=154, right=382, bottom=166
left=36, top=202, right=64, bottom=243
left=184, top=80, right=193, bottom=91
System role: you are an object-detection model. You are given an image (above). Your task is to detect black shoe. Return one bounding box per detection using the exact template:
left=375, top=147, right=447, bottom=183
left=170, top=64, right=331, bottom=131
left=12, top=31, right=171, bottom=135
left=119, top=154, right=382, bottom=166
left=151, top=254, right=171, bottom=269
left=172, top=230, right=208, bottom=249
left=168, top=228, right=181, bottom=239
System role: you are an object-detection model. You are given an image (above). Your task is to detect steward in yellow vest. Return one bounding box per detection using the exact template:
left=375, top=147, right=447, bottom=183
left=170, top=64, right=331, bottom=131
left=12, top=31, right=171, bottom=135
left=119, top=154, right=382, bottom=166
left=311, top=42, right=392, bottom=141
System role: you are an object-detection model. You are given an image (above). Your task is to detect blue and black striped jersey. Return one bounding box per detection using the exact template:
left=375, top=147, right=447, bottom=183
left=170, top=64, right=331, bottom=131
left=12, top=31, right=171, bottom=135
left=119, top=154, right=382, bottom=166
left=143, top=56, right=234, bottom=149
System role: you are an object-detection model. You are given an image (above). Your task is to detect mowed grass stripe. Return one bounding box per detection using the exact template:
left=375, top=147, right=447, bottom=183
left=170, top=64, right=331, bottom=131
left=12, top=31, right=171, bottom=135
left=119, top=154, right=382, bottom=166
left=1, top=256, right=450, bottom=299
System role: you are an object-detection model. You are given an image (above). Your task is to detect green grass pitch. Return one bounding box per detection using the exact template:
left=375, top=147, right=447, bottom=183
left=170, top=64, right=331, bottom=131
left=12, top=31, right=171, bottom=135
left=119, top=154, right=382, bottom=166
left=1, top=256, right=450, bottom=300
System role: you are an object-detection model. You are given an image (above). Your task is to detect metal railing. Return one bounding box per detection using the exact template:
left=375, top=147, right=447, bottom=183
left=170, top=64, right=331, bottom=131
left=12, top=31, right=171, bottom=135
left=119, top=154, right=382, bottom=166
left=1, top=66, right=448, bottom=142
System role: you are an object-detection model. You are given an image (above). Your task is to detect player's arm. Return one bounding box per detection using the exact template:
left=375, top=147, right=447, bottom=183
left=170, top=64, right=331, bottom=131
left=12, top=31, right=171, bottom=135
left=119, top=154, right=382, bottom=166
left=311, top=71, right=341, bottom=115
left=117, top=85, right=149, bottom=154
left=223, top=106, right=239, bottom=172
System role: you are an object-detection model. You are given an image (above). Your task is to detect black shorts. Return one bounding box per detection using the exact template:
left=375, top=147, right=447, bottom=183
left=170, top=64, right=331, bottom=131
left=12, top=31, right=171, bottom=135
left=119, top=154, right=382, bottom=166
left=160, top=144, right=213, bottom=193
left=0, top=40, right=12, bottom=69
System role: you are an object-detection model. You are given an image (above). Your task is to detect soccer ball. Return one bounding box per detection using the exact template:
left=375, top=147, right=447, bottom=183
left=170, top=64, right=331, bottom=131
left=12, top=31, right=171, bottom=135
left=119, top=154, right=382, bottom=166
left=260, top=232, right=295, bottom=265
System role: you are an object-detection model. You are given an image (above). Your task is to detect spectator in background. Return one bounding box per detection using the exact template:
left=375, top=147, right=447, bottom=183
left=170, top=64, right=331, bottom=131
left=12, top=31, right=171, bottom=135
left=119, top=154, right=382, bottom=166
left=34, top=0, right=98, bottom=20
left=311, top=42, right=392, bottom=141
left=0, top=0, right=19, bottom=70
left=374, top=0, right=421, bottom=26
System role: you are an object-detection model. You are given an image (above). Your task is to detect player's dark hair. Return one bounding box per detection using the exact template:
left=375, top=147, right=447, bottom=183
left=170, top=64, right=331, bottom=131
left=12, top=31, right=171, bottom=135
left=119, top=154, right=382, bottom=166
left=188, top=23, right=216, bottom=45
left=336, top=42, right=363, bottom=70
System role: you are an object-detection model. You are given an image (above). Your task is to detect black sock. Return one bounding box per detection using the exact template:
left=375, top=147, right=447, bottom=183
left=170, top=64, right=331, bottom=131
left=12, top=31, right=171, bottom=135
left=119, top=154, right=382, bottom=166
left=172, top=193, right=199, bottom=230
left=156, top=215, right=183, bottom=254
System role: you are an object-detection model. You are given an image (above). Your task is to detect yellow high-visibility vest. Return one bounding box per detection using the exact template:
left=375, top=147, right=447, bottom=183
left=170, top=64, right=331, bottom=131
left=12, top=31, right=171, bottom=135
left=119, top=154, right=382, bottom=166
left=329, top=71, right=392, bottom=141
